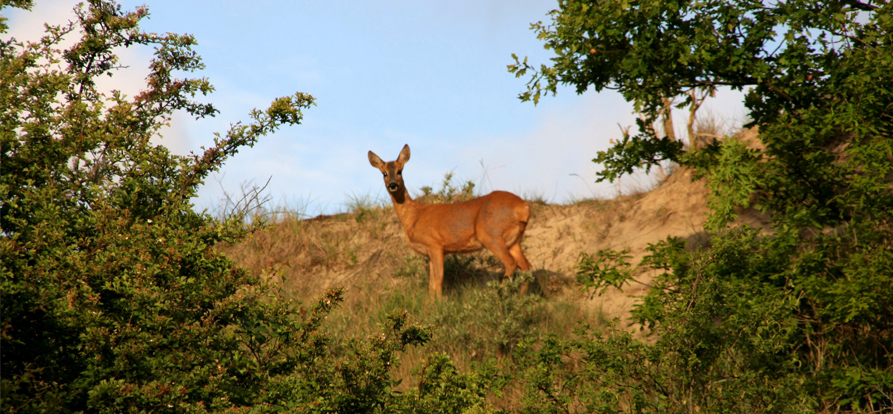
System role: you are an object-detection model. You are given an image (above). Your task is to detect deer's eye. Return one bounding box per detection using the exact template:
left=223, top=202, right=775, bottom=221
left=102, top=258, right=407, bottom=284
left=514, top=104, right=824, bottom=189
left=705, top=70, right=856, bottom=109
left=397, top=170, right=402, bottom=175
left=382, top=172, right=388, bottom=177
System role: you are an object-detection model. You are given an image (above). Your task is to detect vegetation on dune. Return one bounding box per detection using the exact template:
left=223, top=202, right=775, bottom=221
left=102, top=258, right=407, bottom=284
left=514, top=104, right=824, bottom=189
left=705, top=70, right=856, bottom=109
left=216, top=173, right=595, bottom=409
left=3, top=0, right=891, bottom=412
left=510, top=0, right=893, bottom=411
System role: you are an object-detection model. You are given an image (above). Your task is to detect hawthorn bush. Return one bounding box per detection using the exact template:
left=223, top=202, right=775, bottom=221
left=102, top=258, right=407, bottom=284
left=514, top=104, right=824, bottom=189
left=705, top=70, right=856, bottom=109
left=1, top=2, right=493, bottom=412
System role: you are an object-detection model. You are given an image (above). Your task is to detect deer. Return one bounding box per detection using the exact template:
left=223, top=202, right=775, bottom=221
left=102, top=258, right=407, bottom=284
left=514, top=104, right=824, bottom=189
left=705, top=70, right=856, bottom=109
left=368, top=144, right=532, bottom=299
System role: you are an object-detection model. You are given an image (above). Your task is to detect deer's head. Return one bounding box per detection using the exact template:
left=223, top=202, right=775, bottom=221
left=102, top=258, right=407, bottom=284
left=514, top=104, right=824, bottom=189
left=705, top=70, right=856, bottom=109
left=368, top=144, right=410, bottom=195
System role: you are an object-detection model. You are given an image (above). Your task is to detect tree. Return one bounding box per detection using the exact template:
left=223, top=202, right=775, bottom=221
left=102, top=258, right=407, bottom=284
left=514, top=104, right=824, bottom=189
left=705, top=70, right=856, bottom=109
left=1, top=1, right=466, bottom=412
left=511, top=0, right=893, bottom=411
left=511, top=0, right=891, bottom=181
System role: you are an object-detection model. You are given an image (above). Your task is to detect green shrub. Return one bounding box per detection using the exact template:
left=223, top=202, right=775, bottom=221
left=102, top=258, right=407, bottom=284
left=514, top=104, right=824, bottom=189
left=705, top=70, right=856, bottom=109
left=432, top=276, right=542, bottom=359
left=510, top=0, right=893, bottom=411
left=1, top=2, right=475, bottom=412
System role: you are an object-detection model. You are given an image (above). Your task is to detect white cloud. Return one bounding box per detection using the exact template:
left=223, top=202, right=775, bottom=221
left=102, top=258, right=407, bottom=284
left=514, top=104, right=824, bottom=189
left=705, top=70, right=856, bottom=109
left=426, top=86, right=747, bottom=204
left=7, top=1, right=198, bottom=157
left=446, top=92, right=634, bottom=202
left=6, top=1, right=79, bottom=43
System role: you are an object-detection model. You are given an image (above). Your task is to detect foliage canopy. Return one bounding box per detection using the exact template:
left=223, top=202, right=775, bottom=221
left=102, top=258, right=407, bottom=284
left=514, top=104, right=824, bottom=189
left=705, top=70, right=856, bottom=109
left=512, top=0, right=893, bottom=412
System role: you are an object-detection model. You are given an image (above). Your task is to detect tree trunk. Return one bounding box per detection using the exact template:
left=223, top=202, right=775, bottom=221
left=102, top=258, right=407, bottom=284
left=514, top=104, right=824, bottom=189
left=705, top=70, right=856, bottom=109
left=661, top=97, right=676, bottom=142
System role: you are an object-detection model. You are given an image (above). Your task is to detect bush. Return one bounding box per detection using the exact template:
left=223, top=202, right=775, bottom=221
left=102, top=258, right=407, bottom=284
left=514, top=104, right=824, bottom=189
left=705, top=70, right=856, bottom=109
left=1, top=2, right=477, bottom=412
left=510, top=0, right=893, bottom=411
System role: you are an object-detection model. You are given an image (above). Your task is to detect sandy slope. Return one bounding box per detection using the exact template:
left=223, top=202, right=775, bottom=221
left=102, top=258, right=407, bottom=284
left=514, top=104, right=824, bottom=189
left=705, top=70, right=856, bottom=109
left=521, top=128, right=768, bottom=319
left=522, top=166, right=713, bottom=319
left=223, top=130, right=770, bottom=322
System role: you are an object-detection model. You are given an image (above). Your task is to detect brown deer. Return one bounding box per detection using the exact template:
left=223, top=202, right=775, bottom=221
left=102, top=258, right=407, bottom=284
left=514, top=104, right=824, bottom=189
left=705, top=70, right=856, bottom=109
left=368, top=144, right=532, bottom=299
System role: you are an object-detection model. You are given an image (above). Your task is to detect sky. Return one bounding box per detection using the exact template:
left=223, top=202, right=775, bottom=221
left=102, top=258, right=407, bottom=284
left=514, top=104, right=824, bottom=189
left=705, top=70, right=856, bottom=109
left=7, top=0, right=747, bottom=216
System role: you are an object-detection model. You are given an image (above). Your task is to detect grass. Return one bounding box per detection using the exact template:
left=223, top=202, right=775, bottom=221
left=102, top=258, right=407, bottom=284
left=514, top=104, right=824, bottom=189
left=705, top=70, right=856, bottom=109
left=692, top=108, right=744, bottom=148
left=215, top=173, right=605, bottom=396
left=214, top=118, right=750, bottom=408
left=314, top=260, right=594, bottom=402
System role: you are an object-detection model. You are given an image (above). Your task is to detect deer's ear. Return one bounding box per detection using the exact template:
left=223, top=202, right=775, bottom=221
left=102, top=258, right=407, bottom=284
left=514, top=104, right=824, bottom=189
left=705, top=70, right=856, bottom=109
left=368, top=151, right=385, bottom=169
left=397, top=144, right=410, bottom=166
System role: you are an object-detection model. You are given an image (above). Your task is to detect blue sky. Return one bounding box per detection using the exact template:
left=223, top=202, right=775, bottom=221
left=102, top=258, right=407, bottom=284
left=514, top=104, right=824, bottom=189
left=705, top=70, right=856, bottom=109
left=8, top=1, right=746, bottom=216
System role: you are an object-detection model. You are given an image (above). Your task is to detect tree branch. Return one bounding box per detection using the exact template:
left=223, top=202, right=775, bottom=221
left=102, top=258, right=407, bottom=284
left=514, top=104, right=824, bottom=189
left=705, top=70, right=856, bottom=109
left=842, top=0, right=879, bottom=11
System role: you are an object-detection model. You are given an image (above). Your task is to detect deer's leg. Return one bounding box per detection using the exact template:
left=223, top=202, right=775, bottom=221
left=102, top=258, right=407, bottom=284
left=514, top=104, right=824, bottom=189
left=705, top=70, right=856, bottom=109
left=427, top=248, right=445, bottom=299
left=509, top=243, right=532, bottom=294
left=481, top=238, right=518, bottom=283
left=509, top=243, right=531, bottom=271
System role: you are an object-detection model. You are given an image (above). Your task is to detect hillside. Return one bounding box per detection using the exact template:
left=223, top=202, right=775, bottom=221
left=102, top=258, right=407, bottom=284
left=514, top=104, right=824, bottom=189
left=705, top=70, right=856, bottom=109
left=220, top=129, right=770, bottom=327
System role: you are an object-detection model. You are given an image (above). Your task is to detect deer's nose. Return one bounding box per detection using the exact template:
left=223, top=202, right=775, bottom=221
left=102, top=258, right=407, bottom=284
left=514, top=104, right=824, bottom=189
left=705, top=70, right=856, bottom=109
left=388, top=182, right=399, bottom=191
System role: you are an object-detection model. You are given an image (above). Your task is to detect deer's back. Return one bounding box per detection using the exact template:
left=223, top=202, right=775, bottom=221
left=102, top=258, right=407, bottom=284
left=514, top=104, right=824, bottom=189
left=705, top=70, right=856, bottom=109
left=407, top=191, right=529, bottom=254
